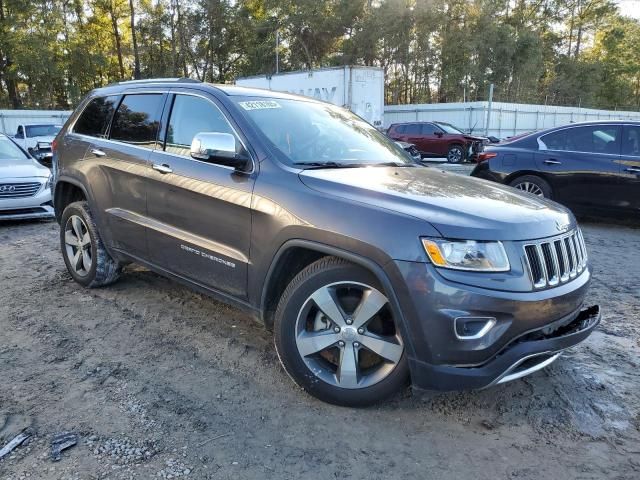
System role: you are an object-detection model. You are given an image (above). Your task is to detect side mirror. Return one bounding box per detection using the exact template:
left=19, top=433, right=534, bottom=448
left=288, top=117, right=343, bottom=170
left=435, top=131, right=444, bottom=137
left=190, top=132, right=250, bottom=171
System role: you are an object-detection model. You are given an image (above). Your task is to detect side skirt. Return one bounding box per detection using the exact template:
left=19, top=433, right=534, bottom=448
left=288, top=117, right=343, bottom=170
left=113, top=248, right=262, bottom=323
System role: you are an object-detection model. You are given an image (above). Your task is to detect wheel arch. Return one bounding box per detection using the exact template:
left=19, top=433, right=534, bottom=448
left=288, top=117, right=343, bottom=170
left=259, top=240, right=416, bottom=358
left=504, top=170, right=554, bottom=187
left=54, top=176, right=90, bottom=223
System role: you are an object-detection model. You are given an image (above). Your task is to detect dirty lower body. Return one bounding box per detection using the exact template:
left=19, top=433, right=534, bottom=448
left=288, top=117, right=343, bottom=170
left=0, top=220, right=639, bottom=479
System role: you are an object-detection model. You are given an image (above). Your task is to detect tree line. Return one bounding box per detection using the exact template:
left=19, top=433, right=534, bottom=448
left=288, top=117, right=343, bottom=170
left=0, top=0, right=638, bottom=111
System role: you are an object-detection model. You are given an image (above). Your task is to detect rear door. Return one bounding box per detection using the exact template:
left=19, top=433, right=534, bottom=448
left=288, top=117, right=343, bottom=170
left=535, top=125, right=622, bottom=210
left=619, top=125, right=640, bottom=212
left=84, top=92, right=166, bottom=259
left=145, top=89, right=255, bottom=298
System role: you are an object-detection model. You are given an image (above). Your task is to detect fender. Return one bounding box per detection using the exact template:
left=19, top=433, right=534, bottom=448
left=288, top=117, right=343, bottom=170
left=53, top=174, right=127, bottom=263
left=54, top=175, right=93, bottom=220
left=259, top=239, right=417, bottom=359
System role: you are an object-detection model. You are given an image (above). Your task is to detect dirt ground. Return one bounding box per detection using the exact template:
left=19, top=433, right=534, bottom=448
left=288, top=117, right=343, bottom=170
left=0, top=219, right=639, bottom=480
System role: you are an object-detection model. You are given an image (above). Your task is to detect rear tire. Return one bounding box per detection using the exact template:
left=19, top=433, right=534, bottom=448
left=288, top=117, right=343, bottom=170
left=60, top=201, right=121, bottom=288
left=509, top=175, right=552, bottom=198
left=274, top=257, right=409, bottom=407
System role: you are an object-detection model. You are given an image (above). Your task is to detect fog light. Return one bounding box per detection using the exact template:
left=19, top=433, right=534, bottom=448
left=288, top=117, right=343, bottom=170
left=454, top=317, right=496, bottom=340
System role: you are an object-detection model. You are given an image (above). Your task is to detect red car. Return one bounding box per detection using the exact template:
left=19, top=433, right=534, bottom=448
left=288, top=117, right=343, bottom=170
left=387, top=121, right=488, bottom=163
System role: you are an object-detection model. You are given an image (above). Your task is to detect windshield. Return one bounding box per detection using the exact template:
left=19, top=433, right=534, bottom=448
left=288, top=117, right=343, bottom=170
left=436, top=123, right=464, bottom=134
left=0, top=136, right=29, bottom=160
left=234, top=97, right=412, bottom=167
left=25, top=125, right=61, bottom=137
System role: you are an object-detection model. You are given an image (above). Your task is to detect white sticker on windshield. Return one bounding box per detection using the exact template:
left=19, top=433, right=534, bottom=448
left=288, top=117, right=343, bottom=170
left=238, top=100, right=281, bottom=110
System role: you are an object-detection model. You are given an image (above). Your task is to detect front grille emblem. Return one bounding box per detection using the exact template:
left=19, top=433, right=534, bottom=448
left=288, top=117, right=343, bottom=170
left=0, top=185, right=16, bottom=193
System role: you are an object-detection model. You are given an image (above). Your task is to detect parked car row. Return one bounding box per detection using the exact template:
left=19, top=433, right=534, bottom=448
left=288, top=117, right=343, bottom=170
left=49, top=79, right=600, bottom=406
left=4, top=87, right=635, bottom=406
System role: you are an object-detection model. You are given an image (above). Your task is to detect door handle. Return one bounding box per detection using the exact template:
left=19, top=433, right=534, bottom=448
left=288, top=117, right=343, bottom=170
left=625, top=166, right=640, bottom=173
left=90, top=148, right=106, bottom=157
left=544, top=159, right=562, bottom=165
left=152, top=163, right=173, bottom=174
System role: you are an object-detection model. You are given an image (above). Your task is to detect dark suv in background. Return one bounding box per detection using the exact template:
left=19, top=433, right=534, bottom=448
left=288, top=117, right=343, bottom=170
left=387, top=121, right=488, bottom=163
left=53, top=79, right=600, bottom=406
left=472, top=121, right=640, bottom=217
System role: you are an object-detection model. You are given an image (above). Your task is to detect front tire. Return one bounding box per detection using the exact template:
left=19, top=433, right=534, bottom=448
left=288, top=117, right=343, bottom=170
left=447, top=144, right=465, bottom=163
left=274, top=257, right=408, bottom=406
left=60, top=201, right=121, bottom=288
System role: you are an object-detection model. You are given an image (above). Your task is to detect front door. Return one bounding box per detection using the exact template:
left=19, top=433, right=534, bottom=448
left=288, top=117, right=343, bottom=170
left=420, top=123, right=447, bottom=156
left=146, top=90, right=255, bottom=298
left=535, top=125, right=622, bottom=210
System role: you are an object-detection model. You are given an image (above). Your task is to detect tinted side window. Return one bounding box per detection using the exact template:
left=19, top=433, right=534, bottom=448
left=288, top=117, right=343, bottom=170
left=74, top=96, right=120, bottom=138
left=541, top=126, right=621, bottom=154
left=395, top=125, right=406, bottom=134
left=405, top=124, right=421, bottom=135
left=421, top=123, right=439, bottom=135
left=622, top=126, right=640, bottom=156
left=110, top=94, right=163, bottom=148
left=567, top=126, right=620, bottom=154
left=165, top=95, right=235, bottom=157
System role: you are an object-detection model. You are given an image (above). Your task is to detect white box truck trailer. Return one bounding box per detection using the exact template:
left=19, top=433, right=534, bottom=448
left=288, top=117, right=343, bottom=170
left=235, top=66, right=384, bottom=127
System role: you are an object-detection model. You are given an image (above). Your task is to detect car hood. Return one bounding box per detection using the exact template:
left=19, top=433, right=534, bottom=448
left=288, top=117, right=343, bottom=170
left=299, top=166, right=575, bottom=241
left=463, top=134, right=488, bottom=142
left=0, top=157, right=50, bottom=179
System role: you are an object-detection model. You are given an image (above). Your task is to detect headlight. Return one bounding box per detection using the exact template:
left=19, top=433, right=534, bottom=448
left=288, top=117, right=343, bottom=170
left=46, top=174, right=53, bottom=190
left=422, top=238, right=510, bottom=272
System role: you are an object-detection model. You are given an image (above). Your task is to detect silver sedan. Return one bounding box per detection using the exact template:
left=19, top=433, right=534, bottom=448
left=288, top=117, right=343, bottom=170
left=0, top=133, right=54, bottom=221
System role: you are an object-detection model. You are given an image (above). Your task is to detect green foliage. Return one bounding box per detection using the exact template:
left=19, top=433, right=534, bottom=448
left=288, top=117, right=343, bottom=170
left=0, top=0, right=638, bottom=109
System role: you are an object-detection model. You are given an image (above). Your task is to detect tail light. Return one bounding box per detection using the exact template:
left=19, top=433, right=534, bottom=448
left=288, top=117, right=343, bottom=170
left=51, top=138, right=58, bottom=153
left=476, top=152, right=497, bottom=163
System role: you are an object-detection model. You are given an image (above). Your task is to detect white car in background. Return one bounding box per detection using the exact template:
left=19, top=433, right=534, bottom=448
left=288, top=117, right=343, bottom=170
left=11, top=124, right=62, bottom=166
left=0, top=133, right=54, bottom=221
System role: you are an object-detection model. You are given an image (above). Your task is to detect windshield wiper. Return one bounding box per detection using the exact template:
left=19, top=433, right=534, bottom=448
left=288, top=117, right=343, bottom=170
left=294, top=161, right=415, bottom=169
left=293, top=161, right=362, bottom=170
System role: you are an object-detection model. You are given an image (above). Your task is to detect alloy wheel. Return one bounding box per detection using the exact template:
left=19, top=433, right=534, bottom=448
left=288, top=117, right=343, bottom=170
left=514, top=181, right=544, bottom=197
left=64, top=215, right=93, bottom=276
left=295, top=282, right=403, bottom=389
left=447, top=147, right=463, bottom=163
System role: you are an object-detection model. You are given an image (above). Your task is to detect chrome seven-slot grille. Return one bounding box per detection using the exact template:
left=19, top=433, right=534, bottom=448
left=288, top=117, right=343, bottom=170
left=523, top=229, right=588, bottom=289
left=0, top=182, right=42, bottom=199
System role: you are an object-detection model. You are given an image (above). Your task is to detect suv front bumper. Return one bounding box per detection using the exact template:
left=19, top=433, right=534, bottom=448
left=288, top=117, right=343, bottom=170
left=387, top=261, right=600, bottom=390
left=409, top=305, right=599, bottom=390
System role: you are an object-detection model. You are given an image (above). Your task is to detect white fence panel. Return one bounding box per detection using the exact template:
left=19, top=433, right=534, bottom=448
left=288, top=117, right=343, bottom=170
left=0, top=110, right=72, bottom=135
left=384, top=102, right=640, bottom=138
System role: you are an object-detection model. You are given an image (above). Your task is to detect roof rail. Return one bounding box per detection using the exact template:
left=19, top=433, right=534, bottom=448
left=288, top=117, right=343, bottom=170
left=114, top=77, right=202, bottom=85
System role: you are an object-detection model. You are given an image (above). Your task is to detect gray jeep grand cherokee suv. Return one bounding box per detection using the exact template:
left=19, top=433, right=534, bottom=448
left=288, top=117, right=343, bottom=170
left=53, top=79, right=600, bottom=406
